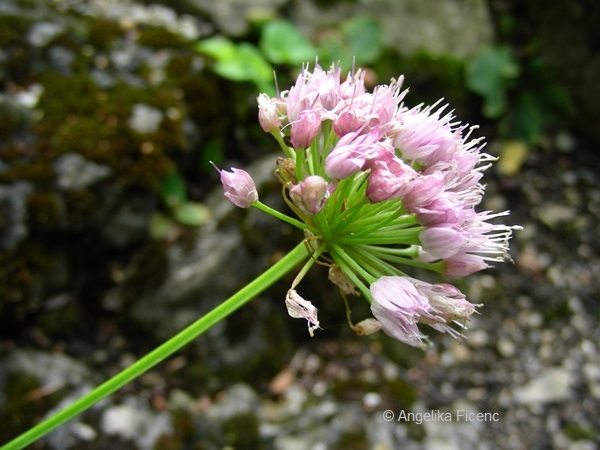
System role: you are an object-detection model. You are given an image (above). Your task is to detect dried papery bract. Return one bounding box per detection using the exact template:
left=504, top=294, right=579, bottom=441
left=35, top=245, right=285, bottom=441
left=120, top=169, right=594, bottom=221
left=285, top=289, right=320, bottom=337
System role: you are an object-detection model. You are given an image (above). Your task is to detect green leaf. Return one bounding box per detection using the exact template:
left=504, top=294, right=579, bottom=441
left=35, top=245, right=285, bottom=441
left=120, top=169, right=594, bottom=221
left=160, top=172, right=187, bottom=208
left=196, top=37, right=274, bottom=93
left=465, top=46, right=519, bottom=118
left=149, top=212, right=175, bottom=240
left=195, top=36, right=237, bottom=60
left=260, top=20, right=318, bottom=65
left=197, top=36, right=274, bottom=94
left=173, top=201, right=211, bottom=227
left=216, top=43, right=272, bottom=84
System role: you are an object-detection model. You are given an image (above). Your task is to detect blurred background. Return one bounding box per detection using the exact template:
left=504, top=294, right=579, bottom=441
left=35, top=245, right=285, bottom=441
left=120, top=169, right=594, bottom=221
left=1, top=0, right=599, bottom=449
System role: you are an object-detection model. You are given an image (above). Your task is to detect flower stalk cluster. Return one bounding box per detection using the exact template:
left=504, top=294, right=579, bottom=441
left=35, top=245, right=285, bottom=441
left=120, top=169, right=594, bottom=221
left=217, top=63, right=520, bottom=348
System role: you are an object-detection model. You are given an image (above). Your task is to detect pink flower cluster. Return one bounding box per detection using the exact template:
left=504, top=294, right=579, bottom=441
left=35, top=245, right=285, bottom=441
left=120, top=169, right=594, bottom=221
left=252, top=63, right=519, bottom=346
left=263, top=63, right=516, bottom=268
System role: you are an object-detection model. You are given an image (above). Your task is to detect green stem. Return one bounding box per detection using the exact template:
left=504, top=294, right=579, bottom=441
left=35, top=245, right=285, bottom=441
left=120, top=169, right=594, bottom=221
left=271, top=130, right=295, bottom=159
left=253, top=201, right=314, bottom=232
left=1, top=242, right=309, bottom=450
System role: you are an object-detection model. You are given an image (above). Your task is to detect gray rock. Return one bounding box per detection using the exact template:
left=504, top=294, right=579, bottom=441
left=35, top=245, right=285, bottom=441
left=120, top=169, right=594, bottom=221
left=512, top=366, right=574, bottom=405
left=27, top=21, right=65, bottom=47
left=177, top=0, right=287, bottom=36
left=101, top=192, right=156, bottom=247
left=2, top=349, right=96, bottom=389
left=294, top=0, right=493, bottom=60
left=206, top=383, right=260, bottom=422
left=101, top=397, right=172, bottom=450
left=48, top=46, right=76, bottom=75
left=127, top=103, right=164, bottom=134
left=0, top=181, right=33, bottom=251
left=53, top=153, right=112, bottom=191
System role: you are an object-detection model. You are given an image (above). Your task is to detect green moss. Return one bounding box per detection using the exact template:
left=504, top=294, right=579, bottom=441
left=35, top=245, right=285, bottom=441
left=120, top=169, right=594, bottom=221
left=35, top=300, right=81, bottom=339
left=337, top=428, right=369, bottom=450
left=62, top=189, right=100, bottom=228
left=137, top=25, right=188, bottom=48
left=0, top=372, right=60, bottom=444
left=0, top=250, right=35, bottom=304
left=562, top=422, right=598, bottom=441
left=0, top=15, right=32, bottom=47
left=33, top=69, right=187, bottom=190
left=221, top=413, right=263, bottom=449
left=26, top=191, right=63, bottom=230
left=86, top=16, right=124, bottom=50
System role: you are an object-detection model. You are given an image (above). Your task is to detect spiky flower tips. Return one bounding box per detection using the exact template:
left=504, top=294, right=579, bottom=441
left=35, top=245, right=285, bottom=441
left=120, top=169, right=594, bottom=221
left=217, top=63, right=521, bottom=348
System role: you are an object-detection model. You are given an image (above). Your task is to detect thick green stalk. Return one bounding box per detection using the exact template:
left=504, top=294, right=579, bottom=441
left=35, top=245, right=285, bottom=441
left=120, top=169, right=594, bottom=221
left=1, top=242, right=309, bottom=450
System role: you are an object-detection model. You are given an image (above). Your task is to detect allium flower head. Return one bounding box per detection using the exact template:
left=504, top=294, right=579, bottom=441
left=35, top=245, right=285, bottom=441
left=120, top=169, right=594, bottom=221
left=245, top=62, right=520, bottom=344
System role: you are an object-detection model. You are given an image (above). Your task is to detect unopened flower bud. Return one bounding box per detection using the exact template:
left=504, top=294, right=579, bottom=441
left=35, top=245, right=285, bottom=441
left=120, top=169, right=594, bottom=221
left=257, top=93, right=281, bottom=132
left=290, top=110, right=321, bottom=149
left=211, top=162, right=258, bottom=208
left=289, top=175, right=335, bottom=215
left=443, top=253, right=489, bottom=276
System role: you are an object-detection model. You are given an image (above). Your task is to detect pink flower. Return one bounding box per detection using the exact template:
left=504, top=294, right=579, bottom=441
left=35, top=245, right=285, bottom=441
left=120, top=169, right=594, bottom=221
left=339, top=67, right=367, bottom=100
left=332, top=80, right=406, bottom=137
left=211, top=163, right=258, bottom=208
left=257, top=93, right=281, bottom=132
left=290, top=110, right=321, bottom=149
left=410, top=192, right=465, bottom=227
left=289, top=175, right=336, bottom=215
left=400, top=173, right=446, bottom=213
left=370, top=276, right=478, bottom=346
left=393, top=103, right=463, bottom=167
left=285, top=63, right=341, bottom=124
left=408, top=278, right=477, bottom=338
left=370, top=276, right=430, bottom=347
left=365, top=157, right=417, bottom=203
left=419, top=209, right=520, bottom=267
left=324, top=127, right=392, bottom=179
left=419, top=226, right=468, bottom=259
left=443, top=253, right=489, bottom=276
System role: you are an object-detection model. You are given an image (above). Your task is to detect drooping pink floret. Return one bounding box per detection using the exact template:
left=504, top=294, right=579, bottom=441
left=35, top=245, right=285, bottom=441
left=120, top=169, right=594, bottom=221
left=370, top=276, right=430, bottom=347
left=370, top=276, right=478, bottom=346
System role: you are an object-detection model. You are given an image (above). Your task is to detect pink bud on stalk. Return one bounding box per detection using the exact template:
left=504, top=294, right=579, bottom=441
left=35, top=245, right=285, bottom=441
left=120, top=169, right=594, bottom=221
left=211, top=163, right=258, bottom=208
